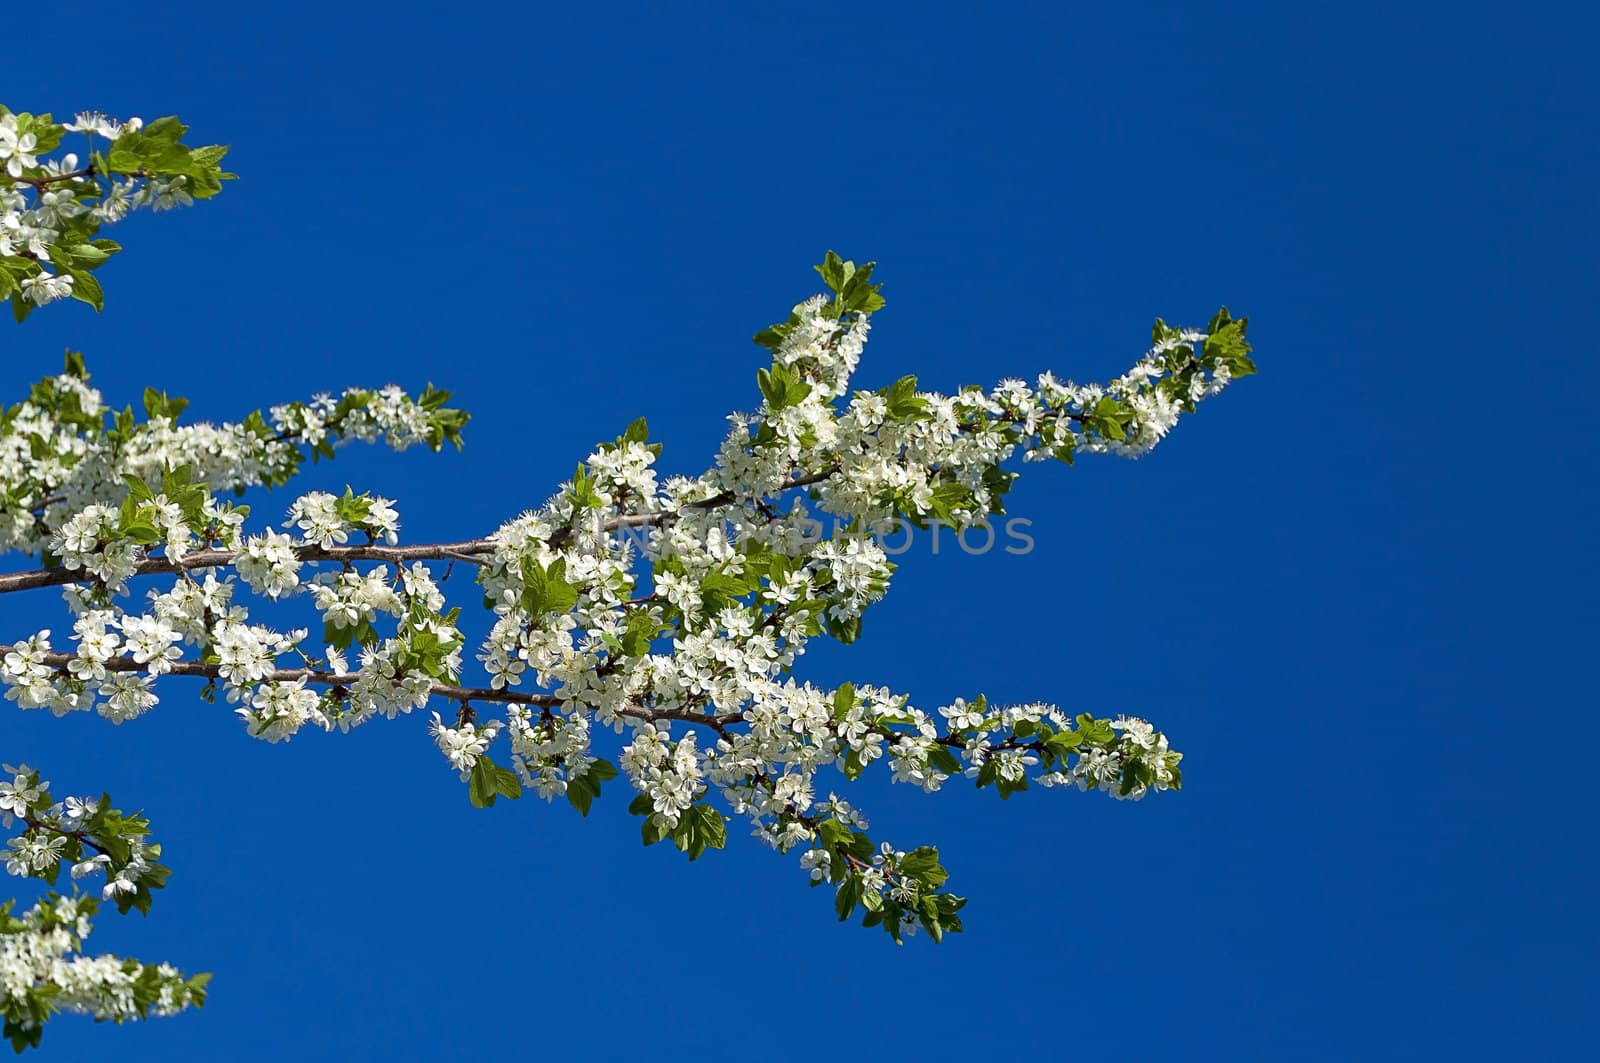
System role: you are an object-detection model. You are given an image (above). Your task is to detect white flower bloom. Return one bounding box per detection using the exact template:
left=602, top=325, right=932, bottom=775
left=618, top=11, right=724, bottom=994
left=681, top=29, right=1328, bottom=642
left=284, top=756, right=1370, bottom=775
left=20, top=271, right=73, bottom=306
left=428, top=711, right=502, bottom=776
left=799, top=848, right=831, bottom=882
left=98, top=674, right=158, bottom=723
left=64, top=111, right=141, bottom=140
left=142, top=176, right=192, bottom=212
left=288, top=491, right=348, bottom=548
left=118, top=614, right=183, bottom=675
left=0, top=768, right=43, bottom=820
left=236, top=529, right=304, bottom=598
left=103, top=873, right=139, bottom=898
left=0, top=113, right=39, bottom=176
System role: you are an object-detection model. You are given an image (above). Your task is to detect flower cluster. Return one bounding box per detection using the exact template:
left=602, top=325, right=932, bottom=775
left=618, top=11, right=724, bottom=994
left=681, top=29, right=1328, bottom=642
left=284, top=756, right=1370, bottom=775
left=2, top=251, right=1252, bottom=994
left=0, top=765, right=172, bottom=915
left=1, top=106, right=233, bottom=318
left=0, top=95, right=1263, bottom=1049
left=0, top=764, right=206, bottom=1045
left=0, top=355, right=468, bottom=560
left=0, top=892, right=207, bottom=1052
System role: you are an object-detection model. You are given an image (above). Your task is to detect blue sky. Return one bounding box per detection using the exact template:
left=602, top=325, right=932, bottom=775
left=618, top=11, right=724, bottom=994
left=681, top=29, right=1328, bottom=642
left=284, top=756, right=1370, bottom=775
left=5, top=2, right=1596, bottom=1059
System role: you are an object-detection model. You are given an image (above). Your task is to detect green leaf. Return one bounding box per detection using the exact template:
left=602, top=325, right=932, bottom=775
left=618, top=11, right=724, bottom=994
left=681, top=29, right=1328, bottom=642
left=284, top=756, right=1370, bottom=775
left=672, top=804, right=728, bottom=861
left=61, top=242, right=110, bottom=268
left=835, top=875, right=863, bottom=921
left=566, top=775, right=598, bottom=815
left=843, top=830, right=874, bottom=862
left=831, top=682, right=855, bottom=720
left=813, top=250, right=853, bottom=294
left=925, top=481, right=973, bottom=521
left=842, top=749, right=866, bottom=781
left=1073, top=714, right=1116, bottom=747
left=1203, top=307, right=1256, bottom=377
left=141, top=387, right=188, bottom=422
left=756, top=364, right=811, bottom=412
left=881, top=375, right=925, bottom=420
left=565, top=759, right=616, bottom=816
left=469, top=757, right=498, bottom=808
left=927, top=746, right=962, bottom=775
left=188, top=143, right=231, bottom=168
left=492, top=763, right=522, bottom=800
left=618, top=610, right=662, bottom=657
left=571, top=463, right=602, bottom=508
left=121, top=472, right=155, bottom=504
left=815, top=819, right=848, bottom=853
left=1045, top=732, right=1081, bottom=760
left=752, top=315, right=798, bottom=350
left=825, top=613, right=862, bottom=645
left=900, top=847, right=949, bottom=889
left=839, top=261, right=885, bottom=314
left=520, top=557, right=579, bottom=616
left=64, top=267, right=104, bottom=312
left=1086, top=396, right=1133, bottom=441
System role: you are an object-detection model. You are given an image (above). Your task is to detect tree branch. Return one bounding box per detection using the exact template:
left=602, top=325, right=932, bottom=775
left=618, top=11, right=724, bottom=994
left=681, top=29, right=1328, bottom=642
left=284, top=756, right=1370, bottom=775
left=0, top=469, right=840, bottom=595
left=18, top=813, right=111, bottom=856
left=0, top=645, right=746, bottom=735
left=6, top=165, right=98, bottom=190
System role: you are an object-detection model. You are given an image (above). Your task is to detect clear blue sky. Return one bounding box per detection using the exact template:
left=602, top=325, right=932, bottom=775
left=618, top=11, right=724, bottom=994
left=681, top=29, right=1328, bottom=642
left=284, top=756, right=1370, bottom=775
left=6, top=2, right=1596, bottom=1059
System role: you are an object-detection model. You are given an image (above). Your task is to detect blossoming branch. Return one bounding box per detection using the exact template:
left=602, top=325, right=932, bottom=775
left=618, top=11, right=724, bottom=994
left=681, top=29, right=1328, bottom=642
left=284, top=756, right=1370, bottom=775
left=0, top=105, right=1255, bottom=1052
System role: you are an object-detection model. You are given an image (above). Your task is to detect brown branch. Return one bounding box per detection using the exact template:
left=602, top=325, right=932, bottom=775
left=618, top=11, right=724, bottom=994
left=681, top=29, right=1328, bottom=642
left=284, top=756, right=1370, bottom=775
left=0, top=541, right=501, bottom=595
left=1, top=645, right=746, bottom=735
left=546, top=467, right=837, bottom=548
left=7, top=165, right=97, bottom=190
left=681, top=468, right=838, bottom=513
left=18, top=814, right=111, bottom=856
left=0, top=469, right=840, bottom=596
